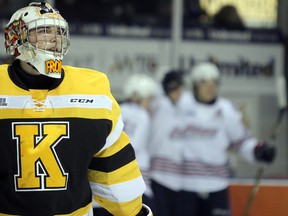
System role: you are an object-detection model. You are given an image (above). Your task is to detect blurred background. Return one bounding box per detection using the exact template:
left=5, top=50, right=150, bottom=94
left=1, top=1, right=288, bottom=214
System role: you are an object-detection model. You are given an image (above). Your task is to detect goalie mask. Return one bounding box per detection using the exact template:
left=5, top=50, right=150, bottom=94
left=4, top=2, right=70, bottom=78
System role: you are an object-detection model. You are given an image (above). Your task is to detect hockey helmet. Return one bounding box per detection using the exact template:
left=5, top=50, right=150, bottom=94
left=4, top=2, right=70, bottom=78
left=190, top=62, right=220, bottom=84
left=123, top=74, right=159, bottom=99
left=162, top=70, right=184, bottom=94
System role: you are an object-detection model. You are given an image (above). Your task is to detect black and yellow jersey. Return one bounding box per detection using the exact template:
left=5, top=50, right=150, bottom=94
left=0, top=62, right=145, bottom=216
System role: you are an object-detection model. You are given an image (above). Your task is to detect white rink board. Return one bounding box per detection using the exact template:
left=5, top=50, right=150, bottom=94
left=64, top=36, right=284, bottom=97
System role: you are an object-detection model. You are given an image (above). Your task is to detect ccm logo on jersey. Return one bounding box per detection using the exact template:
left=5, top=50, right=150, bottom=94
left=70, top=98, right=94, bottom=103
left=45, top=60, right=62, bottom=74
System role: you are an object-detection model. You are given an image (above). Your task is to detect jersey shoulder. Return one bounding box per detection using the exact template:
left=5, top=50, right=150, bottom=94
left=217, top=97, right=241, bottom=119
left=62, top=65, right=107, bottom=80
left=218, top=97, right=237, bottom=110
left=62, top=65, right=110, bottom=95
left=0, top=64, right=20, bottom=94
left=0, top=64, right=9, bottom=74
left=178, top=91, right=194, bottom=110
left=121, top=103, right=149, bottom=121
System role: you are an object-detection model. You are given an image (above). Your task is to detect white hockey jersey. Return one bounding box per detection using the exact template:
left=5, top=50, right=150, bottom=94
left=150, top=91, right=259, bottom=193
left=149, top=95, right=184, bottom=191
left=120, top=102, right=153, bottom=197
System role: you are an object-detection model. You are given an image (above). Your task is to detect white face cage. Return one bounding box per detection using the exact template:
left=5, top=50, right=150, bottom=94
left=26, top=17, right=70, bottom=57
left=4, top=2, right=70, bottom=78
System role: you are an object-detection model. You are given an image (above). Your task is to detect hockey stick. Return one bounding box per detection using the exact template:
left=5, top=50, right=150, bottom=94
left=242, top=108, right=286, bottom=216
left=242, top=76, right=287, bottom=216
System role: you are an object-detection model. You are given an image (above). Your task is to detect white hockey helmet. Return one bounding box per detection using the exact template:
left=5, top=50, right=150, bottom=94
left=123, top=74, right=159, bottom=99
left=190, top=62, right=220, bottom=84
left=4, top=2, right=70, bottom=78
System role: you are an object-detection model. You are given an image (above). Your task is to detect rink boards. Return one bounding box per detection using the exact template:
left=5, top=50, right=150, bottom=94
left=229, top=178, right=288, bottom=216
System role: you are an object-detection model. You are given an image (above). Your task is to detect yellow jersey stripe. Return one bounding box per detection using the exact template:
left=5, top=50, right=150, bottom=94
left=88, top=160, right=142, bottom=185
left=96, top=131, right=131, bottom=157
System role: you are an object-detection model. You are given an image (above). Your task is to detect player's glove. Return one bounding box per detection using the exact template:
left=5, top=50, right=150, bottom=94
left=136, top=204, right=153, bottom=216
left=254, top=142, right=276, bottom=163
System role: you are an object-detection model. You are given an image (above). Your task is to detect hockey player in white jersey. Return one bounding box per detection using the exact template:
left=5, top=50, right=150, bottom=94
left=150, top=64, right=276, bottom=216
left=120, top=74, right=159, bottom=213
left=176, top=62, right=275, bottom=216
left=149, top=70, right=186, bottom=216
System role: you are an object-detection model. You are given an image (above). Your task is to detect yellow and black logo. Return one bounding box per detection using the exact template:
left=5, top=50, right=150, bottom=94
left=13, top=122, right=69, bottom=191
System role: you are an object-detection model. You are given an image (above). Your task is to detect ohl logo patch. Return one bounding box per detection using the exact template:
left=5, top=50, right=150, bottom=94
left=45, top=60, right=62, bottom=74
